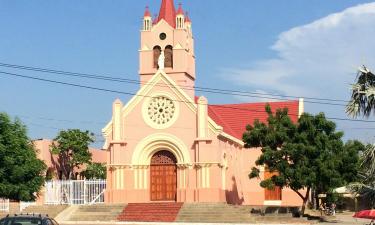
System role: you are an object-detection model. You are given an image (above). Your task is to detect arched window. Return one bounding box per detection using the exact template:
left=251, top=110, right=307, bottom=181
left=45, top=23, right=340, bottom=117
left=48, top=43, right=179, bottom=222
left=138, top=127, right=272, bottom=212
left=164, top=45, right=173, bottom=68
left=153, top=46, right=162, bottom=68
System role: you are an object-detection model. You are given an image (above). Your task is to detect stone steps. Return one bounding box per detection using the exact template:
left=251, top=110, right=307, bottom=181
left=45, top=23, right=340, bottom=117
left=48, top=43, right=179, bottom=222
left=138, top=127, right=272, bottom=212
left=0, top=202, right=19, bottom=219
left=67, top=204, right=125, bottom=221
left=176, top=203, right=255, bottom=223
left=22, top=205, right=68, bottom=218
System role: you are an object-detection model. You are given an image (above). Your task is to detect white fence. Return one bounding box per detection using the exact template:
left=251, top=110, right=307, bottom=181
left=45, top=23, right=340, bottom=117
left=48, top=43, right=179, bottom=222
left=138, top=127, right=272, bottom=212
left=45, top=180, right=106, bottom=205
left=0, top=198, right=9, bottom=212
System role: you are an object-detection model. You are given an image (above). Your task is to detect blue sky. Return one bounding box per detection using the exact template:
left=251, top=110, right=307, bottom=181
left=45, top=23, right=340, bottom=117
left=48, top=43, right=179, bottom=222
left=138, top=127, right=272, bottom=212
left=1, top=0, right=375, bottom=147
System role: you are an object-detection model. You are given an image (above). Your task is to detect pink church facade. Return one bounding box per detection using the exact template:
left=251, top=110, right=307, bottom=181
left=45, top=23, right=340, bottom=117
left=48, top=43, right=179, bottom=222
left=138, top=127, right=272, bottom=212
left=103, top=0, right=304, bottom=206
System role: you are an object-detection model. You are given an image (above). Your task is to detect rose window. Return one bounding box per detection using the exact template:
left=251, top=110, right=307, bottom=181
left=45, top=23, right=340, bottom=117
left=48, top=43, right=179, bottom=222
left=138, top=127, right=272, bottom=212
left=147, top=96, right=176, bottom=125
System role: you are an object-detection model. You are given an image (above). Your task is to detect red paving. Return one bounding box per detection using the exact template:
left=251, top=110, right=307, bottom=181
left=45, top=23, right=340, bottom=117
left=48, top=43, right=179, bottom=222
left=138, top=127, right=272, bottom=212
left=117, top=202, right=183, bottom=222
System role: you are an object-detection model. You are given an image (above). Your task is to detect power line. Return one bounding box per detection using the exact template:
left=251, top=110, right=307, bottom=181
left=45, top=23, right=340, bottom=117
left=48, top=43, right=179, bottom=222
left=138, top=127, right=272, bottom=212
left=26, top=122, right=105, bottom=143
left=0, top=62, right=349, bottom=106
left=19, top=114, right=106, bottom=125
left=1, top=70, right=374, bottom=124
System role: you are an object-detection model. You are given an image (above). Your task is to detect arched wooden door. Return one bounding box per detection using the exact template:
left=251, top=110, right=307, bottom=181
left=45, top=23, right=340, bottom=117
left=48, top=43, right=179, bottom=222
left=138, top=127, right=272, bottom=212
left=150, top=150, right=177, bottom=201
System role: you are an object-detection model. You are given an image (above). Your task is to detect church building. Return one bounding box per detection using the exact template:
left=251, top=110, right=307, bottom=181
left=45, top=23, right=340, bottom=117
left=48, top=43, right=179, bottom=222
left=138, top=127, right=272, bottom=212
left=102, top=0, right=304, bottom=206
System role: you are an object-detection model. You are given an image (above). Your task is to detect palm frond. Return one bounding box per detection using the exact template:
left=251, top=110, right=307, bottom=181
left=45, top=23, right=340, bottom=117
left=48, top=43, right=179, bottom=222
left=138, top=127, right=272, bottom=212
left=347, top=66, right=375, bottom=118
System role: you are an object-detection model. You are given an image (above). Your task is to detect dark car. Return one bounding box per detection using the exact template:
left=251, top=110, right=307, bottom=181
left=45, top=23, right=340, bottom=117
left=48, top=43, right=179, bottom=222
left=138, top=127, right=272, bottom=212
left=0, top=214, right=58, bottom=225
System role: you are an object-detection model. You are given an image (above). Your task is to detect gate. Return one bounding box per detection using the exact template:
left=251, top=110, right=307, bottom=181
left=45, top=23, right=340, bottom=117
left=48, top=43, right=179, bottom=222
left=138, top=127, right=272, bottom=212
left=0, top=198, right=9, bottom=212
left=45, top=180, right=106, bottom=205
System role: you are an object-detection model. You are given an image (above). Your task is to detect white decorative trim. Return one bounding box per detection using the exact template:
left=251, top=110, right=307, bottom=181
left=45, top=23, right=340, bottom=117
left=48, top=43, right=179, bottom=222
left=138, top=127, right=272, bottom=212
left=141, top=45, right=150, bottom=51
left=264, top=200, right=282, bottom=206
left=174, top=43, right=184, bottom=49
left=218, top=132, right=244, bottom=146
left=298, top=98, right=304, bottom=117
left=131, top=133, right=191, bottom=165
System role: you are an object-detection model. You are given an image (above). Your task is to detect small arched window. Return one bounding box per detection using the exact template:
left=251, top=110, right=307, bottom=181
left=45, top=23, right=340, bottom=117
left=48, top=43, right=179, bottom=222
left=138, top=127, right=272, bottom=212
left=153, top=46, right=162, bottom=68
left=164, top=45, right=173, bottom=68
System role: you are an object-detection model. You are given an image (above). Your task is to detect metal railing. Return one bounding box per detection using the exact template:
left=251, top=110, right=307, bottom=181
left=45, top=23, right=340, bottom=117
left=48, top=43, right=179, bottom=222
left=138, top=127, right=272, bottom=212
left=0, top=198, right=9, bottom=212
left=20, top=201, right=36, bottom=212
left=45, top=180, right=106, bottom=205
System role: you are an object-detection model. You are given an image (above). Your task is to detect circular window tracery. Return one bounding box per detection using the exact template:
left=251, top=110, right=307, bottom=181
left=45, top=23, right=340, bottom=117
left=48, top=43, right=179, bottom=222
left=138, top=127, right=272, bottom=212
left=147, top=96, right=176, bottom=125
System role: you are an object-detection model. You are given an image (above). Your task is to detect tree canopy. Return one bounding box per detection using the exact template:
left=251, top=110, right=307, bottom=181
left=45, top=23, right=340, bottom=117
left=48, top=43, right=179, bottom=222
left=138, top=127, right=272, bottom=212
left=51, top=129, right=94, bottom=180
left=0, top=112, right=46, bottom=201
left=244, top=105, right=362, bottom=214
left=81, top=162, right=107, bottom=180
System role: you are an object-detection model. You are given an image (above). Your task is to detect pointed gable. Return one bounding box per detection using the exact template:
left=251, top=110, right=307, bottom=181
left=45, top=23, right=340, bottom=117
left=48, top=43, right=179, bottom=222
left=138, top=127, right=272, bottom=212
left=157, top=0, right=176, bottom=28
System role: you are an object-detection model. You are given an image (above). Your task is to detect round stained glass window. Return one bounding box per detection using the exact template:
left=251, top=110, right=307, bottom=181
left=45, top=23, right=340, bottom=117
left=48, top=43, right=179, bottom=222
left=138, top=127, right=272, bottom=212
left=147, top=96, right=176, bottom=125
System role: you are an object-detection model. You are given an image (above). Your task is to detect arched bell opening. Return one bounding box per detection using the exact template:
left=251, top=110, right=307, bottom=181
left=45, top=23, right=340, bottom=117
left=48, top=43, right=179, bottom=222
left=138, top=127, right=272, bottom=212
left=153, top=46, right=162, bottom=69
left=164, top=45, right=173, bottom=68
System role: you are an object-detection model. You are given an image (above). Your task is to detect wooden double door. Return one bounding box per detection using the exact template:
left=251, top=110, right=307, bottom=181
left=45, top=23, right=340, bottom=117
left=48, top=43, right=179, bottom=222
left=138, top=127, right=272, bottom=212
left=150, top=150, right=177, bottom=201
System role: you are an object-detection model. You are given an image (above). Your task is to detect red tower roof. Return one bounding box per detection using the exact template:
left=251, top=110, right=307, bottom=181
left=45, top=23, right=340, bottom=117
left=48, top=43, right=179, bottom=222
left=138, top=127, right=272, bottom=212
left=176, top=3, right=184, bottom=15
left=144, top=6, right=151, bottom=17
left=157, top=0, right=176, bottom=28
left=185, top=12, right=191, bottom=23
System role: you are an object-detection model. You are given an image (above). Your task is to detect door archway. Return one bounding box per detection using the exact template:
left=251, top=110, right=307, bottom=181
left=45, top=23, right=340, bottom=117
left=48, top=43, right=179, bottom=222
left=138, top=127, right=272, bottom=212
left=150, top=150, right=177, bottom=201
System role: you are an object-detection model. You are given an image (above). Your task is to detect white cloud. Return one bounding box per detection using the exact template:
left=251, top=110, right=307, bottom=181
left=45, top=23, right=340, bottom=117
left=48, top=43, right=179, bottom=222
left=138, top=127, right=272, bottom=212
left=223, top=2, right=375, bottom=101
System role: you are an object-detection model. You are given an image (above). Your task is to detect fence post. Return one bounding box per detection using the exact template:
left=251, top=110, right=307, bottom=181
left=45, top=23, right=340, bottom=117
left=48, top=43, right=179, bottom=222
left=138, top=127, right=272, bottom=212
left=84, top=179, right=86, bottom=205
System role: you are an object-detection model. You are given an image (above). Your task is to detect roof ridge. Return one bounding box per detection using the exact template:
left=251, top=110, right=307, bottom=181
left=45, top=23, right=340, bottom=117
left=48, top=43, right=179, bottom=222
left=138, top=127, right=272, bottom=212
left=209, top=100, right=299, bottom=107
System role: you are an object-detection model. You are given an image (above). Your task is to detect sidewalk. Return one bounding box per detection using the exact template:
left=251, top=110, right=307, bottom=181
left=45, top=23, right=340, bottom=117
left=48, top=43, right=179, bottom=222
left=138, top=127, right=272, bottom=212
left=318, top=213, right=370, bottom=225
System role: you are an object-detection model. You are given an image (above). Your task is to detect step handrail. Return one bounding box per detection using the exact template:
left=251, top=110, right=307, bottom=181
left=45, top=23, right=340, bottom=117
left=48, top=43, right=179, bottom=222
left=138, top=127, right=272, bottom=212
left=89, top=189, right=105, bottom=205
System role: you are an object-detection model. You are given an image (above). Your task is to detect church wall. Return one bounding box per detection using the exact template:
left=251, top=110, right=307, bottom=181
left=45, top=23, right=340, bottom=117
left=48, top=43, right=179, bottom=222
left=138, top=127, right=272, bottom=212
left=239, top=147, right=304, bottom=206
left=106, top=78, right=201, bottom=203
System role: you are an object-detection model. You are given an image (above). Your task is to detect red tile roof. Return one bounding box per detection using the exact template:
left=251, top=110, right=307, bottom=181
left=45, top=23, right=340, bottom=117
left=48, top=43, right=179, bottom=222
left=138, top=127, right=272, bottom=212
left=185, top=13, right=191, bottom=23
left=208, top=101, right=299, bottom=140
left=157, top=0, right=176, bottom=28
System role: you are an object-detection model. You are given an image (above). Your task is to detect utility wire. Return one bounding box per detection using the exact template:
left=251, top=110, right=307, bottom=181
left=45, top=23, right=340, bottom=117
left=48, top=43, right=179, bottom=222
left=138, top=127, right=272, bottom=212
left=0, top=70, right=374, bottom=123
left=0, top=62, right=349, bottom=106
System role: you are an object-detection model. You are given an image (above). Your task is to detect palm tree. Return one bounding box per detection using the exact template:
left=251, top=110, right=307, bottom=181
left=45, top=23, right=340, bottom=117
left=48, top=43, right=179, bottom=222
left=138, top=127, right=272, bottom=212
left=346, top=66, right=375, bottom=118
left=348, top=145, right=375, bottom=208
left=346, top=66, right=375, bottom=209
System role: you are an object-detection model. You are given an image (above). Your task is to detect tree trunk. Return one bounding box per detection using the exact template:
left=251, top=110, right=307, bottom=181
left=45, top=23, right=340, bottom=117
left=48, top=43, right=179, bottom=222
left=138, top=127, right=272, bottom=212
left=301, top=197, right=309, bottom=215
left=301, top=187, right=311, bottom=216
left=291, top=187, right=311, bottom=216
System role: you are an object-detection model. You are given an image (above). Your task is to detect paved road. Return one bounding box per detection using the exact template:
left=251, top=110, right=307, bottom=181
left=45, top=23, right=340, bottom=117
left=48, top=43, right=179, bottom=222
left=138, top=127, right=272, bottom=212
left=317, top=213, right=371, bottom=225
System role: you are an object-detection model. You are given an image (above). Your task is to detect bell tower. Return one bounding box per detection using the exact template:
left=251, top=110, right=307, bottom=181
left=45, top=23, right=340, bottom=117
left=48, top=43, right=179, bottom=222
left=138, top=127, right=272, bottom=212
left=139, top=0, right=195, bottom=98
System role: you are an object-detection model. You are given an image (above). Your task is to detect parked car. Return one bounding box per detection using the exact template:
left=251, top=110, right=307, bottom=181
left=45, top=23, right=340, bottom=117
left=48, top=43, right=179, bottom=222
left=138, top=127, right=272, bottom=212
left=0, top=214, right=58, bottom=225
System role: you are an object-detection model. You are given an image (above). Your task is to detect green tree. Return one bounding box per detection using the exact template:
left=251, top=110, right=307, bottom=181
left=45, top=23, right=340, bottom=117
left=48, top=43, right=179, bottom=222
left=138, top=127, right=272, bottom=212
left=346, top=66, right=375, bottom=117
left=0, top=113, right=46, bottom=201
left=349, top=144, right=375, bottom=208
left=244, top=105, right=361, bottom=214
left=81, top=163, right=107, bottom=180
left=51, top=129, right=94, bottom=180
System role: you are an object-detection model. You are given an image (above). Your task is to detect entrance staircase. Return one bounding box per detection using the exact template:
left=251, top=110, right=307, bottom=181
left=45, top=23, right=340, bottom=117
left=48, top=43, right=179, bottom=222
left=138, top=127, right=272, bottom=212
left=0, top=202, right=20, bottom=219
left=0, top=204, right=67, bottom=219
left=22, top=205, right=68, bottom=218
left=176, top=203, right=255, bottom=223
left=67, top=204, right=125, bottom=221
left=117, top=203, right=183, bottom=222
